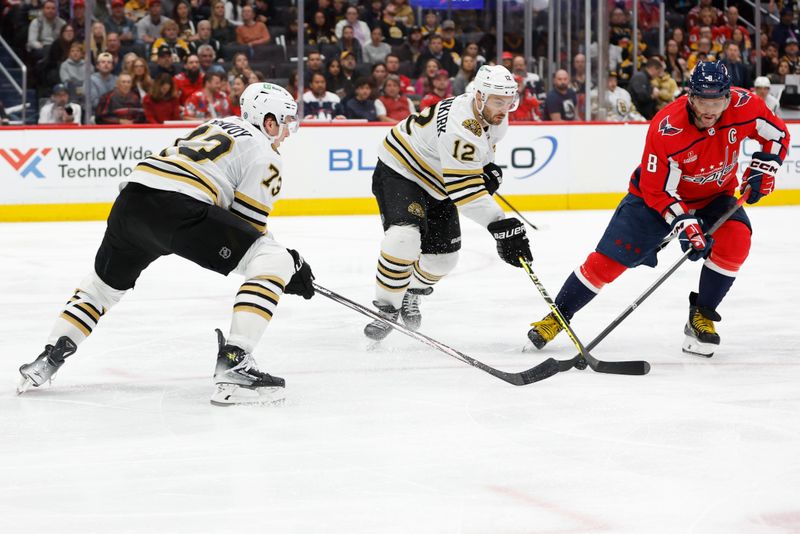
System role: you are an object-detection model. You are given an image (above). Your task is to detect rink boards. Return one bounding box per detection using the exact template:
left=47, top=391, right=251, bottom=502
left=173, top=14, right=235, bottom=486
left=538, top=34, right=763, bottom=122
left=2, top=121, right=800, bottom=222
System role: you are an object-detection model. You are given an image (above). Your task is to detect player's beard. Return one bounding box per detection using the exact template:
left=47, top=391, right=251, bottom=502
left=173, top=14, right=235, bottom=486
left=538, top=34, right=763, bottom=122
left=482, top=108, right=505, bottom=125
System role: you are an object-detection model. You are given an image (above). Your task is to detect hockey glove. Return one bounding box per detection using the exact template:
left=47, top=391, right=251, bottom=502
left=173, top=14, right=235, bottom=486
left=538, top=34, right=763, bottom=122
left=482, top=162, right=503, bottom=195
left=741, top=151, right=781, bottom=204
left=285, top=249, right=315, bottom=299
left=487, top=218, right=532, bottom=267
left=670, top=215, right=713, bottom=261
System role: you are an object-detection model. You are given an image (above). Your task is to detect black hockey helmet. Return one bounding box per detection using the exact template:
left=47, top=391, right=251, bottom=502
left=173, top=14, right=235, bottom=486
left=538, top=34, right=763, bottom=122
left=688, top=61, right=731, bottom=99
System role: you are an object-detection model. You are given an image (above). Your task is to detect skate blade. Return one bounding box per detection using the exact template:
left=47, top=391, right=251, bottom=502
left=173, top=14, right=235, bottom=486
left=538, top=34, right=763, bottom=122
left=682, top=336, right=716, bottom=358
left=210, top=383, right=285, bottom=407
left=16, top=376, right=34, bottom=395
left=366, top=339, right=384, bottom=352
left=521, top=341, right=536, bottom=353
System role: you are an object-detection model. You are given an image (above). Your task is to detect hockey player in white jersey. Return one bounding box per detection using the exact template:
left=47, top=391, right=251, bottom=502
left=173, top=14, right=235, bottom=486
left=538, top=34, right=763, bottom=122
left=590, top=71, right=645, bottom=122
left=17, top=83, right=315, bottom=405
left=365, top=65, right=533, bottom=340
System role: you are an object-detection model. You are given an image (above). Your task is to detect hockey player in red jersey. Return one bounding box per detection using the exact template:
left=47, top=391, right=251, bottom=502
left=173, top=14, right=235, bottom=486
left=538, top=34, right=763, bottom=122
left=528, top=61, right=789, bottom=357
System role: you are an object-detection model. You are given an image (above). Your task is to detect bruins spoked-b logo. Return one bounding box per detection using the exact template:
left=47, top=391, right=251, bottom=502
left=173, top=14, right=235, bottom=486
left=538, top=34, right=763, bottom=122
left=219, top=246, right=232, bottom=259
left=407, top=202, right=425, bottom=218
left=462, top=119, right=482, bottom=137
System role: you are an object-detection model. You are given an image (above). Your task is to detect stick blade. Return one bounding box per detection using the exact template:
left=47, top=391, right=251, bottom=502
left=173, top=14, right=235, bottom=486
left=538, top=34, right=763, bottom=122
left=516, top=357, right=561, bottom=385
left=593, top=359, right=651, bottom=375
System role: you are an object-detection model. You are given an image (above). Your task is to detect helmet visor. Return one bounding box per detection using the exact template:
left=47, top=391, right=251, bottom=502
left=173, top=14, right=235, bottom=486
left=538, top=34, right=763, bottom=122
left=284, top=115, right=299, bottom=134
left=485, top=93, right=519, bottom=114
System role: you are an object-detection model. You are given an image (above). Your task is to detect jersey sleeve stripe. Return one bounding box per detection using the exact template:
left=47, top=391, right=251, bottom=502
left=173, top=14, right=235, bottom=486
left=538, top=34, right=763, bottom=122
left=230, top=206, right=267, bottom=233
left=135, top=162, right=219, bottom=204
left=442, top=167, right=483, bottom=177
left=234, top=190, right=271, bottom=217
left=150, top=155, right=220, bottom=203
left=453, top=189, right=489, bottom=206
left=445, top=176, right=485, bottom=193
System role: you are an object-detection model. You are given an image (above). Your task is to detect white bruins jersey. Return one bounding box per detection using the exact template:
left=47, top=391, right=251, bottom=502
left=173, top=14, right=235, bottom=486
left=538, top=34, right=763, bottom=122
left=377, top=93, right=508, bottom=209
left=127, top=116, right=280, bottom=233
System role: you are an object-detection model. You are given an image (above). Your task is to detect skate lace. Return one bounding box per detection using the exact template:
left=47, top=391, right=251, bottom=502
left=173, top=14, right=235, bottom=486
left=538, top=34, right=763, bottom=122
left=532, top=315, right=563, bottom=341
left=403, top=293, right=421, bottom=316
left=691, top=311, right=716, bottom=335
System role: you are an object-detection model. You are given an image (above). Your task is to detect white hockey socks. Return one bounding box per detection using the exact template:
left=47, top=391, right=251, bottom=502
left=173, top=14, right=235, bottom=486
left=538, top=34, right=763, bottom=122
left=375, top=225, right=421, bottom=309
left=408, top=252, right=458, bottom=291
left=48, top=272, right=126, bottom=345
left=228, top=275, right=285, bottom=353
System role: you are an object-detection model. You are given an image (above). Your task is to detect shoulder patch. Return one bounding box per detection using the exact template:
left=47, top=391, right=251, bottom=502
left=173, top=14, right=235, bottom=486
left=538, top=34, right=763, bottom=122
left=462, top=119, right=483, bottom=137
left=658, top=116, right=682, bottom=136
left=731, top=88, right=751, bottom=108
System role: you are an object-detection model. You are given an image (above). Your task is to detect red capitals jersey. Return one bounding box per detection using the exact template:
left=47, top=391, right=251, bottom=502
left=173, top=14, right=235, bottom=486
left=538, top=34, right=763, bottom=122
left=629, top=88, right=790, bottom=218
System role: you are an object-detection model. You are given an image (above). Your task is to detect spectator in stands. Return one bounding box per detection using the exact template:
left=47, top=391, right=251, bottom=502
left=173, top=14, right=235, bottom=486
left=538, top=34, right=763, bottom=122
left=688, top=37, right=716, bottom=70
left=151, top=19, right=190, bottom=61
left=150, top=44, right=180, bottom=76
left=335, top=5, right=369, bottom=46
left=628, top=56, right=662, bottom=120
left=609, top=7, right=631, bottom=46
left=591, top=70, right=643, bottom=122
left=121, top=52, right=138, bottom=75
left=96, top=72, right=145, bottom=123
left=26, top=0, right=65, bottom=61
left=89, top=21, right=108, bottom=60
left=420, top=10, right=440, bottom=39
left=769, top=58, right=791, bottom=84
left=370, top=62, right=388, bottom=93
left=331, top=0, right=348, bottom=24
left=671, top=27, right=691, bottom=59
left=665, top=39, right=688, bottom=87
left=338, top=50, right=359, bottom=98
left=392, top=0, right=414, bottom=27
left=345, top=78, right=378, bottom=121
left=143, top=73, right=180, bottom=122
left=653, top=58, right=678, bottom=110
left=196, top=44, right=217, bottom=72
left=107, top=33, right=124, bottom=74
left=237, top=4, right=270, bottom=47
left=543, top=69, right=577, bottom=121
left=414, top=57, right=442, bottom=96
left=772, top=7, right=798, bottom=51
left=228, top=73, right=246, bottom=115
left=303, top=71, right=345, bottom=120
left=252, top=0, right=272, bottom=25
left=762, top=41, right=780, bottom=77
left=304, top=50, right=325, bottom=81
left=393, top=25, right=424, bottom=64
left=228, top=52, right=252, bottom=83
left=721, top=41, right=752, bottom=89
left=419, top=69, right=450, bottom=109
left=183, top=71, right=230, bottom=118
left=363, top=26, right=391, bottom=65
left=379, top=3, right=408, bottom=47
left=106, top=0, right=138, bottom=50
left=687, top=0, right=723, bottom=30
left=60, top=42, right=91, bottom=97
left=511, top=55, right=543, bottom=96
left=414, top=33, right=457, bottom=77
left=753, top=76, right=780, bottom=115
left=286, top=71, right=298, bottom=100
left=69, top=0, right=89, bottom=42
left=39, top=83, right=82, bottom=124
left=717, top=6, right=748, bottom=45
left=190, top=20, right=222, bottom=57
left=209, top=0, right=235, bottom=45
left=129, top=57, right=152, bottom=98
left=307, top=10, right=338, bottom=46
left=782, top=37, right=800, bottom=72
left=463, top=42, right=486, bottom=66
left=137, top=0, right=171, bottom=47
left=40, top=23, right=75, bottom=89
left=501, top=51, right=513, bottom=71
left=385, top=53, right=414, bottom=95
left=376, top=74, right=414, bottom=122
left=173, top=53, right=204, bottom=104
left=364, top=0, right=384, bottom=30
left=338, top=25, right=363, bottom=63
left=125, top=0, right=148, bottom=22
left=173, top=0, right=196, bottom=41
left=224, top=0, right=245, bottom=25
left=689, top=8, right=720, bottom=48
left=731, top=27, right=752, bottom=65
left=452, top=53, right=477, bottom=96
left=510, top=75, right=540, bottom=122
left=440, top=20, right=462, bottom=56
left=325, top=57, right=347, bottom=98
left=571, top=53, right=587, bottom=92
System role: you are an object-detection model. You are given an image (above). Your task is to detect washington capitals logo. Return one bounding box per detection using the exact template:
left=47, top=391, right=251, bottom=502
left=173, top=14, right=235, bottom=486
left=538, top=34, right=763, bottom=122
left=0, top=148, right=51, bottom=178
left=732, top=88, right=751, bottom=107
left=658, top=116, right=683, bottom=136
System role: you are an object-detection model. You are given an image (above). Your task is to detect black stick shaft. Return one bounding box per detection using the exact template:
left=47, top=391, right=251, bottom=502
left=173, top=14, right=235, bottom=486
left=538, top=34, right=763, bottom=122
left=495, top=193, right=539, bottom=230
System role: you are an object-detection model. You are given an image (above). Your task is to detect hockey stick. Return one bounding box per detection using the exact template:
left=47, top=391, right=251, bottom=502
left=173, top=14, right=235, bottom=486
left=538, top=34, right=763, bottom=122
left=495, top=193, right=539, bottom=230
left=312, top=283, right=561, bottom=386
left=520, top=258, right=651, bottom=376
left=570, top=189, right=752, bottom=366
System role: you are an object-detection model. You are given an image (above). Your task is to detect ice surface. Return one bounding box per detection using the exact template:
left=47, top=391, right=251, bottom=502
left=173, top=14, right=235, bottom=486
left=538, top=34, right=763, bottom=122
left=2, top=207, right=799, bottom=533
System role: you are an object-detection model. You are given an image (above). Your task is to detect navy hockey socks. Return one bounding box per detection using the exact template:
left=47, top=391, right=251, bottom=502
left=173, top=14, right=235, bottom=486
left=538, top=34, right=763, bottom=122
left=554, top=272, right=598, bottom=321
left=696, top=265, right=735, bottom=312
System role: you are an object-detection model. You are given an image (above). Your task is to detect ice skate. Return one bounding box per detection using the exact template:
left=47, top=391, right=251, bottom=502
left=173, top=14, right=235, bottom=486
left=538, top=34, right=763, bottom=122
left=400, top=287, right=432, bottom=331
left=527, top=313, right=564, bottom=350
left=363, top=301, right=400, bottom=342
left=17, top=336, right=77, bottom=394
left=211, top=329, right=285, bottom=406
left=682, top=293, right=721, bottom=358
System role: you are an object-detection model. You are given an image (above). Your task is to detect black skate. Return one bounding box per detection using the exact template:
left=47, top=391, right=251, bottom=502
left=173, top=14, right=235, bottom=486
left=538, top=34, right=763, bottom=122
left=17, top=336, right=77, bottom=394
left=363, top=301, right=400, bottom=341
left=682, top=292, right=721, bottom=358
left=211, top=329, right=285, bottom=406
left=400, top=287, right=432, bottom=331
left=527, top=313, right=564, bottom=350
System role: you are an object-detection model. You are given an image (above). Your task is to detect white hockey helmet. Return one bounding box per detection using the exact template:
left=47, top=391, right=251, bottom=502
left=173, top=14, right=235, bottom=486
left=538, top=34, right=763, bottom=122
left=472, top=64, right=519, bottom=112
left=240, top=82, right=299, bottom=141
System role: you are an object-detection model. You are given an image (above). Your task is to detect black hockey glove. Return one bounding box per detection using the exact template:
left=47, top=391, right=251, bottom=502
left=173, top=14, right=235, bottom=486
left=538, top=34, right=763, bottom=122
left=482, top=162, right=503, bottom=195
left=487, top=218, right=532, bottom=267
left=285, top=249, right=315, bottom=299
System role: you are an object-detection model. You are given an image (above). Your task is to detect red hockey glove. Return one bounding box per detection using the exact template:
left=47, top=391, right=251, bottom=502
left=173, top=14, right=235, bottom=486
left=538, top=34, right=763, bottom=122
left=741, top=151, right=781, bottom=204
left=670, top=215, right=712, bottom=261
